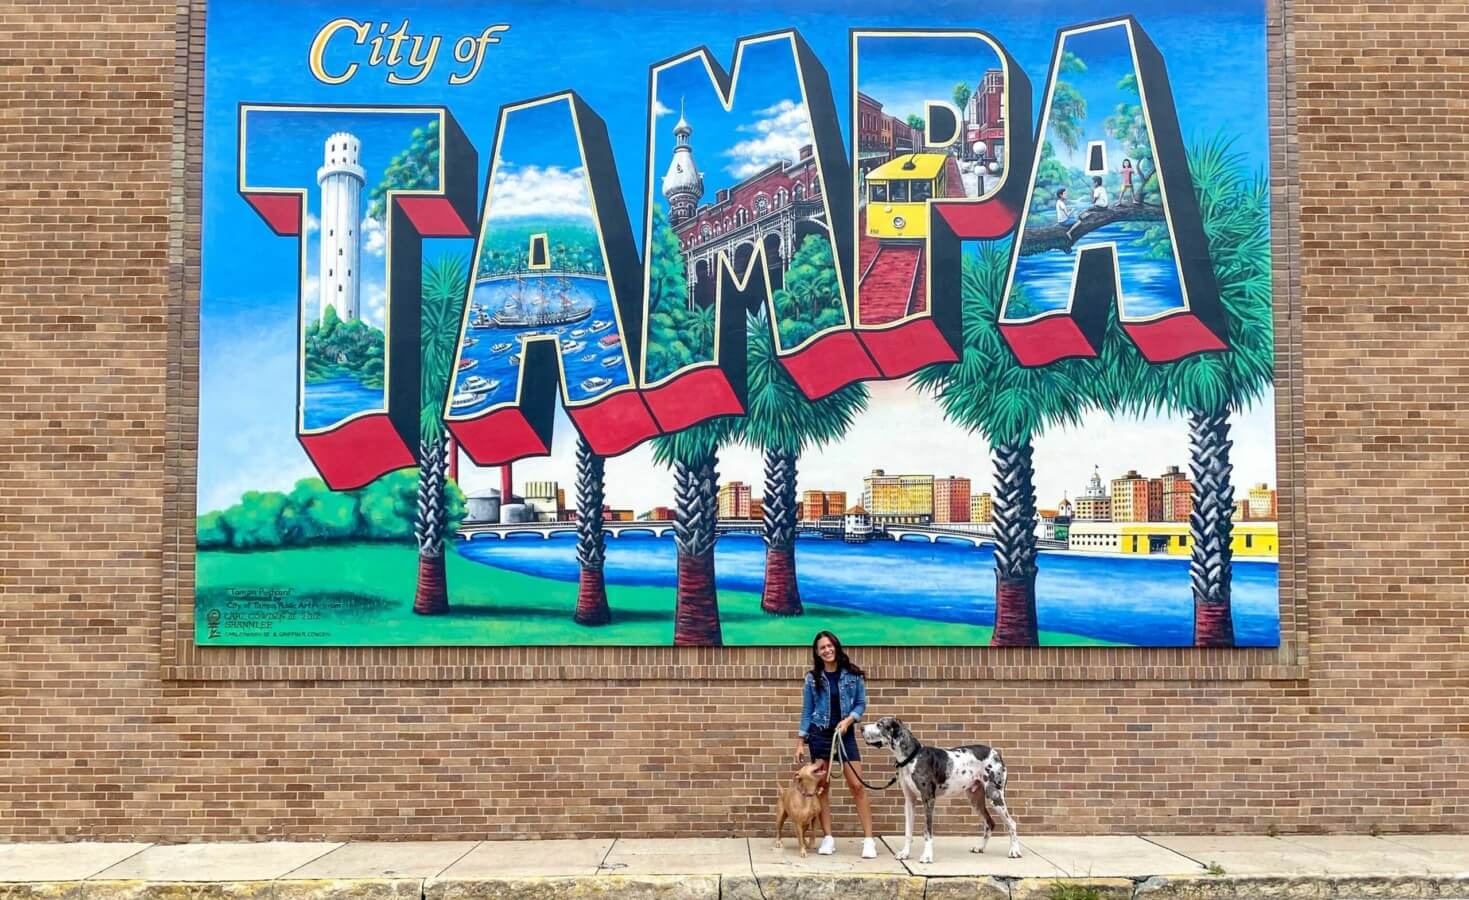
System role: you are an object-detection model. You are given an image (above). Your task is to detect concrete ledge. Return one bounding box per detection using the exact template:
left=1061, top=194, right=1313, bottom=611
left=425, top=875, right=720, bottom=899
left=6, top=873, right=1469, bottom=900
left=1134, top=873, right=1469, bottom=899
left=1012, top=877, right=1135, bottom=899
left=275, top=880, right=423, bottom=900
left=724, top=873, right=930, bottom=899
left=0, top=884, right=83, bottom=900
left=920, top=876, right=1012, bottom=899
left=75, top=883, right=276, bottom=900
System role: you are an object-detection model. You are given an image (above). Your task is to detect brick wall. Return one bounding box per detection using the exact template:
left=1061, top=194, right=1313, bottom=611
left=1, top=0, right=1466, bottom=840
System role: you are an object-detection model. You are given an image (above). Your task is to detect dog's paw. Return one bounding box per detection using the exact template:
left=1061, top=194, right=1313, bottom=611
left=773, top=840, right=783, bottom=850
left=918, top=851, right=934, bottom=864
left=1008, top=845, right=1023, bottom=859
left=799, top=848, right=807, bottom=858
left=970, top=844, right=986, bottom=854
left=894, top=846, right=910, bottom=861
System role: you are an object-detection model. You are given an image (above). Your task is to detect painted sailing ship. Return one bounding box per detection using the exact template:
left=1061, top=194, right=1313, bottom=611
left=493, top=275, right=593, bottom=328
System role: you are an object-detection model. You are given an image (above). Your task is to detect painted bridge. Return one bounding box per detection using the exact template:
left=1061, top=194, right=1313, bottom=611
left=456, top=519, right=821, bottom=541
left=884, top=523, right=1068, bottom=551
left=457, top=519, right=1065, bottom=550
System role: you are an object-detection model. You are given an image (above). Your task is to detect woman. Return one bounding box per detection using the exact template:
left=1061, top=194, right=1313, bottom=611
left=794, top=630, right=877, bottom=858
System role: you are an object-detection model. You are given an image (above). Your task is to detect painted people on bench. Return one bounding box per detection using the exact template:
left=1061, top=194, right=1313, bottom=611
left=795, top=630, right=877, bottom=859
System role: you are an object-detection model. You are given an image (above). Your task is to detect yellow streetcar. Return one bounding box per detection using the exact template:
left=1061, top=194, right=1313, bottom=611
left=865, top=153, right=948, bottom=241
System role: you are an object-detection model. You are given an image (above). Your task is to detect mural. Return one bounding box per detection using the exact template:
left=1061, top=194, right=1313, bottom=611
left=197, top=1, right=1278, bottom=648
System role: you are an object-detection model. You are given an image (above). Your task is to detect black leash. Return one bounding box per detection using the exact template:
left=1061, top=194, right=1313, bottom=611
left=826, top=727, right=916, bottom=792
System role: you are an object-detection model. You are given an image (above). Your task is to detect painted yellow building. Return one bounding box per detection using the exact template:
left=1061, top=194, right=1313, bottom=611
left=862, top=470, right=933, bottom=520
left=1066, top=521, right=1278, bottom=558
left=971, top=491, right=994, bottom=523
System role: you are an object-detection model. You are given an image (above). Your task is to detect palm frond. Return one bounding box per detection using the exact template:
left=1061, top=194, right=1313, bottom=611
left=419, top=253, right=470, bottom=442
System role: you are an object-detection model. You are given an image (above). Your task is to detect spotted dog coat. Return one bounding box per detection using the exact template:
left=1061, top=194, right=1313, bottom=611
left=862, top=716, right=1020, bottom=864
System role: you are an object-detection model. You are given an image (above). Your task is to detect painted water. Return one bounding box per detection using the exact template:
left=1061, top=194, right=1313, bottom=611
left=457, top=533, right=1280, bottom=647
left=451, top=273, right=630, bottom=414
left=1013, top=222, right=1185, bottom=319
left=303, top=375, right=384, bottom=430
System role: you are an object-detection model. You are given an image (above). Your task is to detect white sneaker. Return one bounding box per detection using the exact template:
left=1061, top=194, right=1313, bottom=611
left=861, top=837, right=878, bottom=859
left=817, top=835, right=836, bottom=855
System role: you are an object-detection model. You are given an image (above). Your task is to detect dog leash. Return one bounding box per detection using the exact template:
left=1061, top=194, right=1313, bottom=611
left=826, top=727, right=907, bottom=792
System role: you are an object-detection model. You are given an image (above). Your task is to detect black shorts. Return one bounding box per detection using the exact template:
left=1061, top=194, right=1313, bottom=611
left=806, top=725, right=860, bottom=765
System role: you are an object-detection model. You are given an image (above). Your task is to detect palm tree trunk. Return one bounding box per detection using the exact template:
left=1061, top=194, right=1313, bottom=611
left=990, top=440, right=1039, bottom=646
left=1188, top=407, right=1236, bottom=647
left=412, top=435, right=450, bottom=616
left=673, top=450, right=722, bottom=646
left=760, top=446, right=802, bottom=616
left=573, top=435, right=611, bottom=626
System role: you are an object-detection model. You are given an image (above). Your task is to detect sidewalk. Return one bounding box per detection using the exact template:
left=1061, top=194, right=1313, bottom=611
left=2, top=835, right=1467, bottom=899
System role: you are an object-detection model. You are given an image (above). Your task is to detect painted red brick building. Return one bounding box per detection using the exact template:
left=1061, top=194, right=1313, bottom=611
left=933, top=476, right=972, bottom=524
left=661, top=110, right=827, bottom=307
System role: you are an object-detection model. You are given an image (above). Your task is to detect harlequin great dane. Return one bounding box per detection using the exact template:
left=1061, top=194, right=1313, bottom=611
left=862, top=716, right=1020, bottom=863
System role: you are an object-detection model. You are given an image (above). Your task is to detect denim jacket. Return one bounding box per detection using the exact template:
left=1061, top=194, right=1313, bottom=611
left=798, top=669, right=867, bottom=738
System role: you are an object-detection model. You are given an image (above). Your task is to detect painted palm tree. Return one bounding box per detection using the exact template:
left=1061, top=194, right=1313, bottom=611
left=413, top=253, right=469, bottom=615
left=952, top=82, right=972, bottom=159
left=572, top=433, right=611, bottom=626
left=741, top=311, right=868, bottom=616
left=652, top=416, right=737, bottom=646
left=1100, top=138, right=1273, bottom=646
left=912, top=242, right=1093, bottom=646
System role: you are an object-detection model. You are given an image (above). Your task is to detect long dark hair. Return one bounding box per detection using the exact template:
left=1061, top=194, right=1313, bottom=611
left=810, top=630, right=865, bottom=687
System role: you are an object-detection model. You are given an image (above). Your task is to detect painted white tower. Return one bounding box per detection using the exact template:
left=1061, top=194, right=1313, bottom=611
left=660, top=101, right=703, bottom=227
left=317, top=132, right=365, bottom=322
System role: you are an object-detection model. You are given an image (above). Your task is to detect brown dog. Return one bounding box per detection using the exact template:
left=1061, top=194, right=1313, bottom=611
left=774, top=762, right=829, bottom=856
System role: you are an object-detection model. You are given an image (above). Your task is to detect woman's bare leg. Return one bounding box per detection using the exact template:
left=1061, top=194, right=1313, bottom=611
left=844, top=761, right=875, bottom=838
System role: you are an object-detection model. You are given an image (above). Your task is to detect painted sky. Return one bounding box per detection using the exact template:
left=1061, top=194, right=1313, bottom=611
left=856, top=33, right=1006, bottom=129
left=487, top=98, right=597, bottom=224
left=652, top=36, right=818, bottom=194
left=199, top=0, right=1272, bottom=514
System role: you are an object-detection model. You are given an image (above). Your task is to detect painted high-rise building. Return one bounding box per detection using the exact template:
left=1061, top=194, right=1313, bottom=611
left=1110, top=470, right=1152, bottom=523
left=1160, top=465, right=1193, bottom=522
left=933, top=476, right=972, bottom=523
left=718, top=480, right=752, bottom=519
left=1073, top=466, right=1112, bottom=521
left=317, top=132, right=365, bottom=322
left=863, top=470, right=934, bottom=524
left=1248, top=483, right=1278, bottom=520
left=971, top=492, right=994, bottom=523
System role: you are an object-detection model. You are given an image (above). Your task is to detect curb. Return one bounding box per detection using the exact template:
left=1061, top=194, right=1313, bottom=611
left=5, top=873, right=1469, bottom=899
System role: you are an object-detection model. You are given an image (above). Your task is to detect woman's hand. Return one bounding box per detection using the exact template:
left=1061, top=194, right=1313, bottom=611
left=795, top=739, right=809, bottom=764
left=836, top=716, right=855, bottom=736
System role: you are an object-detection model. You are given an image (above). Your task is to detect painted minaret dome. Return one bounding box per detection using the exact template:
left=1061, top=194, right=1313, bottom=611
left=661, top=100, right=704, bottom=227
left=317, top=132, right=366, bottom=322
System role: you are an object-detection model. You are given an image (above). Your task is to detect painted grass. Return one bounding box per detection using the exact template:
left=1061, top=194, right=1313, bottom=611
left=195, top=543, right=1117, bottom=647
